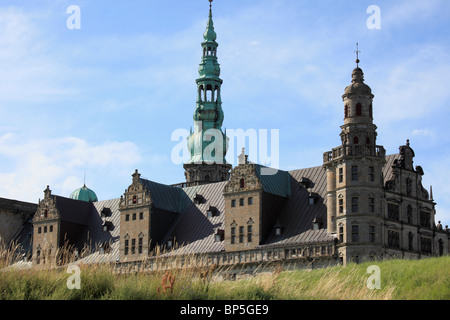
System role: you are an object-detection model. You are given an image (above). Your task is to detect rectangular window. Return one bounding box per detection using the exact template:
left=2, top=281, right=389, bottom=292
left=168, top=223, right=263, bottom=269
left=49, top=225, right=53, bottom=232
left=239, top=198, right=244, bottom=207
left=38, top=227, right=41, bottom=234
left=239, top=226, right=244, bottom=243
left=44, top=226, right=47, bottom=233
left=131, top=239, right=136, bottom=254
left=388, top=203, right=399, bottom=221
left=231, top=227, right=236, bottom=244
left=231, top=199, right=236, bottom=208
left=352, top=225, right=359, bottom=242
left=124, top=240, right=129, bottom=255
left=339, top=226, right=344, bottom=243
left=138, top=238, right=143, bottom=254
left=125, top=214, right=130, bottom=221
left=248, top=197, right=253, bottom=205
left=247, top=225, right=253, bottom=242
left=339, top=167, right=343, bottom=183
left=351, top=197, right=359, bottom=212
left=339, top=198, right=344, bottom=214
left=388, top=230, right=400, bottom=248
left=369, top=166, right=375, bottom=182
left=139, top=212, right=144, bottom=220
left=419, top=210, right=431, bottom=228
left=369, top=225, right=375, bottom=242
left=132, top=213, right=136, bottom=221
left=351, top=166, right=358, bottom=181
left=369, top=197, right=375, bottom=213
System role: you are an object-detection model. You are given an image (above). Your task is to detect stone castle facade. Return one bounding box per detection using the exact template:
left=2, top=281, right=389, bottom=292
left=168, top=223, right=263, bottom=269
left=1, top=1, right=449, bottom=273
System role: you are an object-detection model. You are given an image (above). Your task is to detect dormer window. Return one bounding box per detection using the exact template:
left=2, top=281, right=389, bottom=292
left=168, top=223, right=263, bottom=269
left=214, top=229, right=224, bottom=242
left=193, top=194, right=204, bottom=204
left=240, top=179, right=245, bottom=188
left=132, top=195, right=137, bottom=204
left=275, top=226, right=282, bottom=236
left=102, top=221, right=113, bottom=232
left=206, top=206, right=218, bottom=218
left=101, top=207, right=112, bottom=218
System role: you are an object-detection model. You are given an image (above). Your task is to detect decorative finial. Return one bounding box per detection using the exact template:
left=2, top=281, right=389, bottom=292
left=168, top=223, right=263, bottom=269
left=355, top=42, right=360, bottom=67
left=209, top=0, right=213, bottom=9
left=406, top=139, right=410, bottom=147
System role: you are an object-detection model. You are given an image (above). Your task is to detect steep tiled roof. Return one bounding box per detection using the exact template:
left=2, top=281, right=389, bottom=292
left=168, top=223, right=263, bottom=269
left=255, top=164, right=291, bottom=198
left=52, top=195, right=93, bottom=226
left=164, top=181, right=227, bottom=254
left=140, top=179, right=189, bottom=213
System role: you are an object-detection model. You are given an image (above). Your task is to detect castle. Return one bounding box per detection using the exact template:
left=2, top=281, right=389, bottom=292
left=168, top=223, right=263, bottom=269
left=1, top=1, right=449, bottom=274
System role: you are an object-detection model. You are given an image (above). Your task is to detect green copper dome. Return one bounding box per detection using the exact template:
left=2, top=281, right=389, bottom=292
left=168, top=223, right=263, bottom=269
left=69, top=184, right=98, bottom=202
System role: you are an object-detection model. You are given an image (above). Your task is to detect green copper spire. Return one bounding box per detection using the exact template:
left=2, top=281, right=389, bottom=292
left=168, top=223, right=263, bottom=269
left=187, top=0, right=228, bottom=164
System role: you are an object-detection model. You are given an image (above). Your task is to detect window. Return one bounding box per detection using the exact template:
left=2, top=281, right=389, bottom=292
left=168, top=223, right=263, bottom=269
left=138, top=238, right=143, bottom=254
left=240, top=179, right=245, bottom=189
left=132, top=213, right=136, bottom=221
left=388, top=230, right=400, bottom=248
left=369, top=226, right=375, bottom=242
left=239, top=198, right=244, bottom=206
left=344, top=105, right=348, bottom=118
left=125, top=214, right=130, bottom=221
left=353, top=136, right=359, bottom=144
left=248, top=197, right=253, bottom=205
left=231, top=199, right=236, bottom=208
left=124, top=240, right=129, bottom=255
left=49, top=225, right=53, bottom=232
left=44, top=210, right=48, bottom=218
left=247, top=225, right=253, bottom=243
left=420, top=237, right=431, bottom=254
left=420, top=211, right=431, bottom=228
left=408, top=232, right=414, bottom=251
left=356, top=103, right=362, bottom=116
left=351, top=197, right=359, bottom=212
left=44, top=226, right=47, bottom=233
left=339, top=167, right=343, bottom=183
left=369, top=197, right=375, bottom=213
left=239, top=226, right=244, bottom=243
left=38, top=227, right=41, bottom=234
left=338, top=226, right=344, bottom=242
left=139, top=212, right=144, bottom=220
left=369, top=167, right=375, bottom=182
left=133, top=195, right=137, bottom=204
left=352, top=225, right=359, bottom=242
left=339, top=198, right=344, bottom=214
left=351, top=166, right=358, bottom=181
left=388, top=203, right=399, bottom=221
left=231, top=227, right=236, bottom=244
left=131, top=239, right=136, bottom=254
left=407, top=205, right=413, bottom=224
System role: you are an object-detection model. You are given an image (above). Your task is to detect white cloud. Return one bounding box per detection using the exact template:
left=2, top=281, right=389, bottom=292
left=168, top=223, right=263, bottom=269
left=0, top=134, right=142, bottom=202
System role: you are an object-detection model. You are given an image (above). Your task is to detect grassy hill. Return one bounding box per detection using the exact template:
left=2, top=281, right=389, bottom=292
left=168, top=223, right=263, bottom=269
left=0, top=256, right=449, bottom=300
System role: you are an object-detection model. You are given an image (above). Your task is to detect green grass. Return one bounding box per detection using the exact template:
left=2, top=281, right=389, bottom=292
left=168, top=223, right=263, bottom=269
left=0, top=256, right=448, bottom=300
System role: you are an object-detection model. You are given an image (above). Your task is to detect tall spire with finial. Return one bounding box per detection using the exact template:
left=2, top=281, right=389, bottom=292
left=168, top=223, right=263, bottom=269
left=183, top=0, right=231, bottom=185
left=355, top=42, right=360, bottom=67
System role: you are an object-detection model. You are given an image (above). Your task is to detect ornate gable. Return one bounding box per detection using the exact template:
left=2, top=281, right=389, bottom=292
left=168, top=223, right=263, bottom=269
left=33, top=186, right=60, bottom=223
left=223, top=164, right=263, bottom=194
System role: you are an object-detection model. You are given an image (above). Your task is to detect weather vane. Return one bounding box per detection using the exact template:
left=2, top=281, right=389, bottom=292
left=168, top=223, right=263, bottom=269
left=355, top=42, right=360, bottom=67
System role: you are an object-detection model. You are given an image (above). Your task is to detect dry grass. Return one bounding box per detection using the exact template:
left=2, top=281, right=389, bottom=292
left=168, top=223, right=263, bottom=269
left=0, top=243, right=448, bottom=300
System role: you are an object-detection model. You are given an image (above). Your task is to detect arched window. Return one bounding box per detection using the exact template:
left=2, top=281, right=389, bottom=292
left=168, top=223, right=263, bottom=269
left=356, top=103, right=362, bottom=116
left=240, top=179, right=245, bottom=188
left=366, top=137, right=371, bottom=145
left=344, top=105, right=348, bottom=118
left=133, top=195, right=137, bottom=204
left=369, top=104, right=373, bottom=118
left=353, top=136, right=359, bottom=144
left=205, top=175, right=210, bottom=182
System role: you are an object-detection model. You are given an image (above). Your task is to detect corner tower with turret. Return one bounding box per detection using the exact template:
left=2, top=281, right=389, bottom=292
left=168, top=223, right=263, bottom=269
left=323, top=54, right=386, bottom=264
left=183, top=0, right=232, bottom=186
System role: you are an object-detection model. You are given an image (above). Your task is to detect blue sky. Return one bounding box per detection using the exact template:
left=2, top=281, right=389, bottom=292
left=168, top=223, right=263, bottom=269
left=0, top=0, right=449, bottom=225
